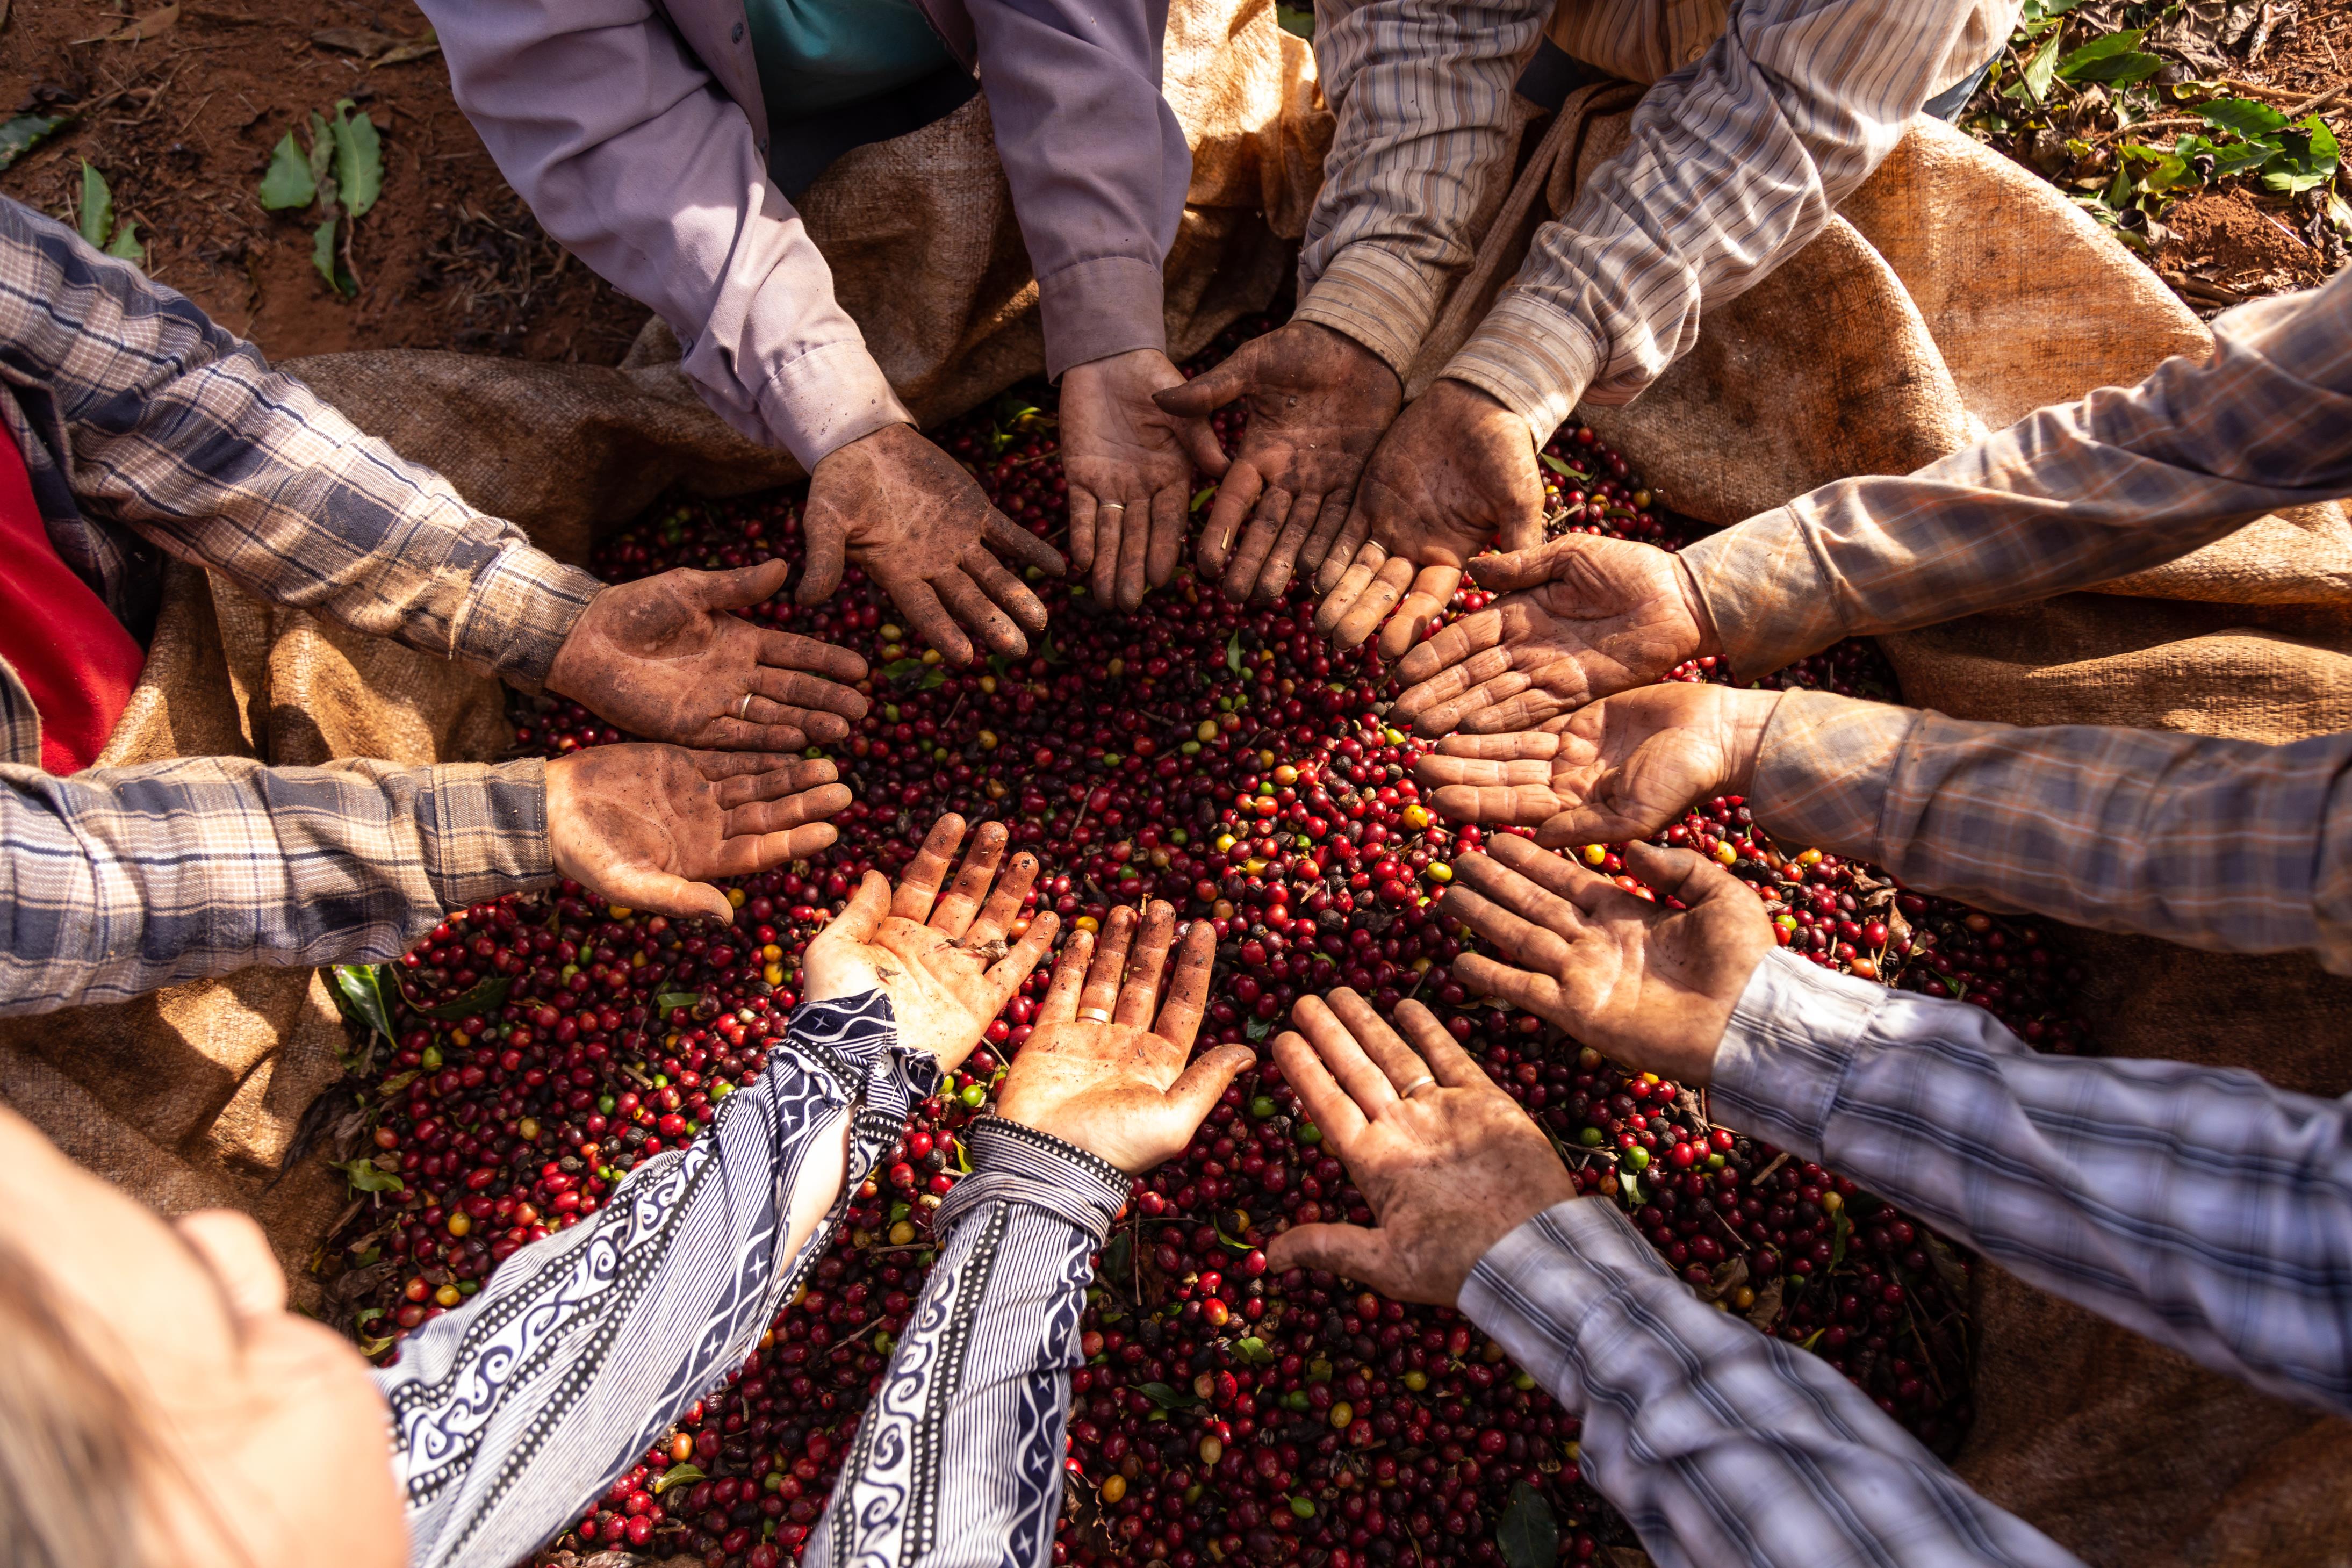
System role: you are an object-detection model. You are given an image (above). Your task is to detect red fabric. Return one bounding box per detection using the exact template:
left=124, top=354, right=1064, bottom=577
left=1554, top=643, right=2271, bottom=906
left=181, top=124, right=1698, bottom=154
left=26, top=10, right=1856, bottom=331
left=0, top=434, right=143, bottom=774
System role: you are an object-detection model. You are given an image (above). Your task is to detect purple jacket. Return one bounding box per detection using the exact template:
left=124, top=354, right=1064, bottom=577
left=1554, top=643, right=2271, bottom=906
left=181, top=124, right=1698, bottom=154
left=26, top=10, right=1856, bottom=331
left=420, top=0, right=1189, bottom=469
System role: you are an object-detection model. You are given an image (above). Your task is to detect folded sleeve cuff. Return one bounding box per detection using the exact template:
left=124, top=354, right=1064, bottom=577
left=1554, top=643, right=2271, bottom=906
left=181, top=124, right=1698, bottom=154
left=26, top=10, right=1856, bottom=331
left=1676, top=507, right=1850, bottom=683
left=1439, top=292, right=1606, bottom=444
left=756, top=339, right=917, bottom=471
left=1460, top=1199, right=1675, bottom=1396
left=415, top=758, right=558, bottom=912
left=1292, top=242, right=1452, bottom=378
left=1751, top=690, right=1919, bottom=864
left=1039, top=255, right=1169, bottom=379
left=936, top=1114, right=1131, bottom=1243
left=1709, top=947, right=1889, bottom=1162
left=450, top=548, right=606, bottom=695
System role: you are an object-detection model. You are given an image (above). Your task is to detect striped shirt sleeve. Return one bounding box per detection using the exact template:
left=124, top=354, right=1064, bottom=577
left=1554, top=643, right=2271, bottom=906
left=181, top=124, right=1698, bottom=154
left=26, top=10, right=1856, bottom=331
left=0, top=754, right=551, bottom=1015
left=1443, top=0, right=1975, bottom=438
left=382, top=990, right=936, bottom=1568
left=1748, top=691, right=2352, bottom=975
left=0, top=197, right=602, bottom=690
left=1461, top=1197, right=2081, bottom=1568
left=1680, top=265, right=2352, bottom=683
left=808, top=1114, right=1130, bottom=1568
left=1710, top=948, right=2352, bottom=1418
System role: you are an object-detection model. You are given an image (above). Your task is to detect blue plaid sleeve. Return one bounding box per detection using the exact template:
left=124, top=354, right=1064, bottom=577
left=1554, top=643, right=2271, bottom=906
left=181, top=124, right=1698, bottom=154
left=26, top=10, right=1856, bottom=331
left=1711, top=948, right=2352, bottom=1418
left=0, top=754, right=551, bottom=1014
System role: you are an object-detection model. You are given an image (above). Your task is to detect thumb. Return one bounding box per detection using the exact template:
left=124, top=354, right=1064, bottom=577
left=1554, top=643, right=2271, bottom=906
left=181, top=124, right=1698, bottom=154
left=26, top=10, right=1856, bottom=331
left=700, top=557, right=791, bottom=610
left=797, top=511, right=847, bottom=606
left=823, top=869, right=893, bottom=946
left=1265, top=1222, right=1396, bottom=1291
left=1467, top=537, right=1576, bottom=594
left=593, top=864, right=734, bottom=924
left=1176, top=412, right=1232, bottom=481
left=1152, top=355, right=1248, bottom=419
left=1164, top=1044, right=1257, bottom=1128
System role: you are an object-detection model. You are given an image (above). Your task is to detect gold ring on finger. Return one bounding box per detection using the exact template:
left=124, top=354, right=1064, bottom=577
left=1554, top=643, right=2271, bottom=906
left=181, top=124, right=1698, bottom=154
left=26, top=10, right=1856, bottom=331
left=1101, top=502, right=1126, bottom=514
left=737, top=693, right=754, bottom=721
left=1076, top=1006, right=1114, bottom=1024
left=1398, top=1075, right=1437, bottom=1098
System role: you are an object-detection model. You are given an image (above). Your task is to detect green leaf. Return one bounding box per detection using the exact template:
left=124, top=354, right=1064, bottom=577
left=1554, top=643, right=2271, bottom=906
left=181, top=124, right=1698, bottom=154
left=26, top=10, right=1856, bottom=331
left=2262, top=117, right=2340, bottom=196
left=77, top=162, right=113, bottom=251
left=1495, top=1482, right=1558, bottom=1568
left=1618, top=1170, right=1643, bottom=1207
left=258, top=130, right=317, bottom=210
left=312, top=217, right=353, bottom=295
left=0, top=114, right=66, bottom=174
left=2056, top=31, right=2162, bottom=85
left=1829, top=1209, right=1851, bottom=1271
left=1538, top=452, right=1575, bottom=478
left=104, top=221, right=143, bottom=262
left=654, top=990, right=703, bottom=1015
left=652, top=1463, right=707, bottom=1495
left=1275, top=4, right=1313, bottom=39
left=329, top=963, right=397, bottom=1040
left=307, top=110, right=337, bottom=208
left=1233, top=1335, right=1276, bottom=1365
left=425, top=975, right=509, bottom=1021
left=1134, top=1381, right=1200, bottom=1411
left=2193, top=96, right=2289, bottom=140
left=1190, top=484, right=1218, bottom=513
left=333, top=1156, right=403, bottom=1195
left=1101, top=1228, right=1133, bottom=1283
left=1244, top=1015, right=1275, bottom=1041
left=329, top=100, right=383, bottom=220
left=1212, top=1218, right=1255, bottom=1253
left=1225, top=629, right=1245, bottom=675
left=2020, top=25, right=2063, bottom=102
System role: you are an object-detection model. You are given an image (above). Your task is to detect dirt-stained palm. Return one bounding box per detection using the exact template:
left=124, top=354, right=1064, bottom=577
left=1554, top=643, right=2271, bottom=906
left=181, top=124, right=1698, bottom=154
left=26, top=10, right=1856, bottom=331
left=1062, top=349, right=1230, bottom=613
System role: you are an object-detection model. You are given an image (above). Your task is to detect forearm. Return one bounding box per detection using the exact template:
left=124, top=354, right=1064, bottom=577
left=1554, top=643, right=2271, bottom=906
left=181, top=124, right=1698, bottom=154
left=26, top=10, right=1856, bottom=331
left=1711, top=950, right=2352, bottom=1416
left=1681, top=269, right=2352, bottom=680
left=1445, top=0, right=1969, bottom=440
left=970, top=0, right=1188, bottom=376
left=1750, top=691, right=2352, bottom=969
left=1292, top=0, right=1550, bottom=374
left=382, top=990, right=930, bottom=1568
left=418, top=0, right=909, bottom=467
left=810, top=1116, right=1126, bottom=1568
left=1463, top=1200, right=2078, bottom=1568
left=0, top=755, right=550, bottom=1013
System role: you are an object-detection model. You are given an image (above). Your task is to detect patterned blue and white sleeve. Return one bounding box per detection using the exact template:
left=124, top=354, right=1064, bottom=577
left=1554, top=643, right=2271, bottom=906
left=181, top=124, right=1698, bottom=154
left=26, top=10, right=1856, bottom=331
left=376, top=990, right=934, bottom=1568
left=806, top=1114, right=1130, bottom=1568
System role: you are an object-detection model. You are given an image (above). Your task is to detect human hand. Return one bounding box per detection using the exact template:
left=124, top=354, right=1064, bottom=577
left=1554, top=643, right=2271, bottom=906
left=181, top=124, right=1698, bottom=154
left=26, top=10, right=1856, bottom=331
left=1262, top=990, right=1576, bottom=1305
left=1414, top=684, right=1779, bottom=848
left=994, top=901, right=1255, bottom=1172
left=1444, top=835, right=1775, bottom=1087
left=1314, top=380, right=1547, bottom=659
left=801, top=815, right=1058, bottom=1073
left=1061, top=349, right=1229, bottom=613
left=801, top=423, right=1066, bottom=665
left=545, top=746, right=849, bottom=922
left=1389, top=537, right=1719, bottom=736
left=1152, top=322, right=1402, bottom=603
left=545, top=561, right=870, bottom=750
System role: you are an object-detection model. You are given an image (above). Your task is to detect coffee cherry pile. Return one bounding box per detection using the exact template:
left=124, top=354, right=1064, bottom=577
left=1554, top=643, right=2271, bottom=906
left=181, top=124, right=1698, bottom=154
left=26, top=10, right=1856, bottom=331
left=322, top=325, right=2090, bottom=1568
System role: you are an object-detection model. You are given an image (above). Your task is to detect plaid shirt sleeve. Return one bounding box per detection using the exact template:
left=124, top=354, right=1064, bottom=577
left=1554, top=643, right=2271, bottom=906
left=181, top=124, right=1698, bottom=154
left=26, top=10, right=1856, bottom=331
left=0, top=754, right=551, bottom=1015
left=1461, top=1198, right=2082, bottom=1568
left=1711, top=948, right=2352, bottom=1418
left=0, top=198, right=602, bottom=690
left=809, top=1116, right=1128, bottom=1568
left=1681, top=265, right=2352, bottom=682
left=1749, top=690, right=2352, bottom=973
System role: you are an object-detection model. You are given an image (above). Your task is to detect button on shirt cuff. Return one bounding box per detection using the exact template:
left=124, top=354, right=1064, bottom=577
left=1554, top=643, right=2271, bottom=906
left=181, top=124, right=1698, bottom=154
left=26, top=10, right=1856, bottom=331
left=1709, top=947, right=1893, bottom=1164
left=1293, top=242, right=1450, bottom=378
left=936, top=1115, right=1132, bottom=1243
left=1040, top=255, right=1169, bottom=379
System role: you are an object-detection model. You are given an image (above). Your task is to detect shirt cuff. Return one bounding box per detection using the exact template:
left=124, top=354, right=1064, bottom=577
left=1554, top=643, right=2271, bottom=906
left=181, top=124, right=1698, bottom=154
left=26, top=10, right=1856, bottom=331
left=756, top=339, right=917, bottom=471
left=780, top=989, right=941, bottom=1138
left=1459, top=1198, right=1676, bottom=1407
left=1750, top=690, right=1919, bottom=866
left=936, top=1114, right=1131, bottom=1243
left=1439, top=291, right=1606, bottom=445
left=1040, top=256, right=1168, bottom=380
left=415, top=758, right=559, bottom=912
left=1292, top=242, right=1451, bottom=378
left=449, top=546, right=606, bottom=695
left=1675, top=506, right=1850, bottom=683
left=1708, top=947, right=1890, bottom=1163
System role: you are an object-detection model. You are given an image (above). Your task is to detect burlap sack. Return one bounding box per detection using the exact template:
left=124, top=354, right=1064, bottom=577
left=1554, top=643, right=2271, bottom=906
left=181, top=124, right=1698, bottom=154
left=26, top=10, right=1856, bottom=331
left=0, top=0, right=1327, bottom=1296
left=1419, top=89, right=2352, bottom=1567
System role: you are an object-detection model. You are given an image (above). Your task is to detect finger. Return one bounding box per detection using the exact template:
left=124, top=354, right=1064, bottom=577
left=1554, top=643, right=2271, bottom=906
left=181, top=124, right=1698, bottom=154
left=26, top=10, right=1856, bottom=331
left=1443, top=870, right=1587, bottom=963
left=1481, top=831, right=1604, bottom=898
left=1459, top=686, right=1583, bottom=736
left=1289, top=989, right=1400, bottom=1116
left=749, top=666, right=866, bottom=726
left=1450, top=950, right=1567, bottom=1018
left=1198, top=466, right=1263, bottom=584
left=1334, top=556, right=1415, bottom=652
left=936, top=570, right=1028, bottom=659
left=889, top=577, right=974, bottom=667
left=721, top=781, right=852, bottom=839
left=593, top=863, right=733, bottom=924
left=706, top=715, right=806, bottom=752
left=827, top=869, right=894, bottom=945
left=1115, top=492, right=1151, bottom=613
left=1253, top=491, right=1326, bottom=604
left=1391, top=999, right=1490, bottom=1090
left=796, top=514, right=847, bottom=605
left=1294, top=484, right=1357, bottom=584
left=1175, top=411, right=1231, bottom=480
left=752, top=642, right=869, bottom=703
left=930, top=818, right=1011, bottom=938
left=1163, top=1043, right=1257, bottom=1133
left=1264, top=1222, right=1396, bottom=1291
left=964, top=548, right=1050, bottom=638
left=1078, top=905, right=1138, bottom=1021
left=1269, top=1029, right=1368, bottom=1146
left=1379, top=564, right=1463, bottom=661
left=710, top=819, right=840, bottom=875
left=968, top=850, right=1040, bottom=946
left=988, top=907, right=1060, bottom=995
left=1396, top=659, right=1521, bottom=738
left=980, top=508, right=1068, bottom=579
left=1069, top=487, right=1101, bottom=576
left=892, top=815, right=969, bottom=923
left=1145, top=483, right=1188, bottom=597
left=1312, top=545, right=1384, bottom=640
left=1153, top=356, right=1247, bottom=419
left=694, top=558, right=792, bottom=612
left=1429, top=780, right=1566, bottom=829
left=1037, top=927, right=1096, bottom=1025
left=1466, top=540, right=1573, bottom=594
left=1324, top=988, right=1433, bottom=1098
left=1313, top=498, right=1376, bottom=596
left=1394, top=609, right=1504, bottom=689
left=1433, top=730, right=1567, bottom=763
left=1150, top=918, right=1218, bottom=1051
left=1621, top=840, right=1747, bottom=909
left=1114, top=901, right=1178, bottom=1027
left=175, top=1210, right=287, bottom=1320
left=1089, top=498, right=1124, bottom=604
left=1220, top=487, right=1293, bottom=603
left=696, top=750, right=837, bottom=794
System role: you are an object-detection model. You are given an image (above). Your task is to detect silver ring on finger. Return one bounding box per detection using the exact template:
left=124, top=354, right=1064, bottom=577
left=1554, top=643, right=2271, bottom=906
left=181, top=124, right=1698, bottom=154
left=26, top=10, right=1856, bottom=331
left=1398, top=1075, right=1437, bottom=1099
left=737, top=692, right=754, bottom=722
left=1076, top=1006, right=1114, bottom=1024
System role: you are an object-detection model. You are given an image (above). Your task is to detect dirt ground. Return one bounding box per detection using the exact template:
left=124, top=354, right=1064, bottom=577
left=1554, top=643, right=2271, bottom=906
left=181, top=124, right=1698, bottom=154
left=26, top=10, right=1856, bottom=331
left=0, top=0, right=649, bottom=364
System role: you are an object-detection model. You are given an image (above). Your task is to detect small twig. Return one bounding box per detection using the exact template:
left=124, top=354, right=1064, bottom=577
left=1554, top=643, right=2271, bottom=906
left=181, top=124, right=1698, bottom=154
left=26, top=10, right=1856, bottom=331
left=819, top=1314, right=888, bottom=1357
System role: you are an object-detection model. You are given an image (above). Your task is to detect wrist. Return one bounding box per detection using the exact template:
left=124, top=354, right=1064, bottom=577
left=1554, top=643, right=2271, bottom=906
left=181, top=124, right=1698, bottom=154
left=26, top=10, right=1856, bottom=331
left=1432, top=376, right=1529, bottom=441
left=1674, top=554, right=1723, bottom=660
left=1718, top=687, right=1784, bottom=799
